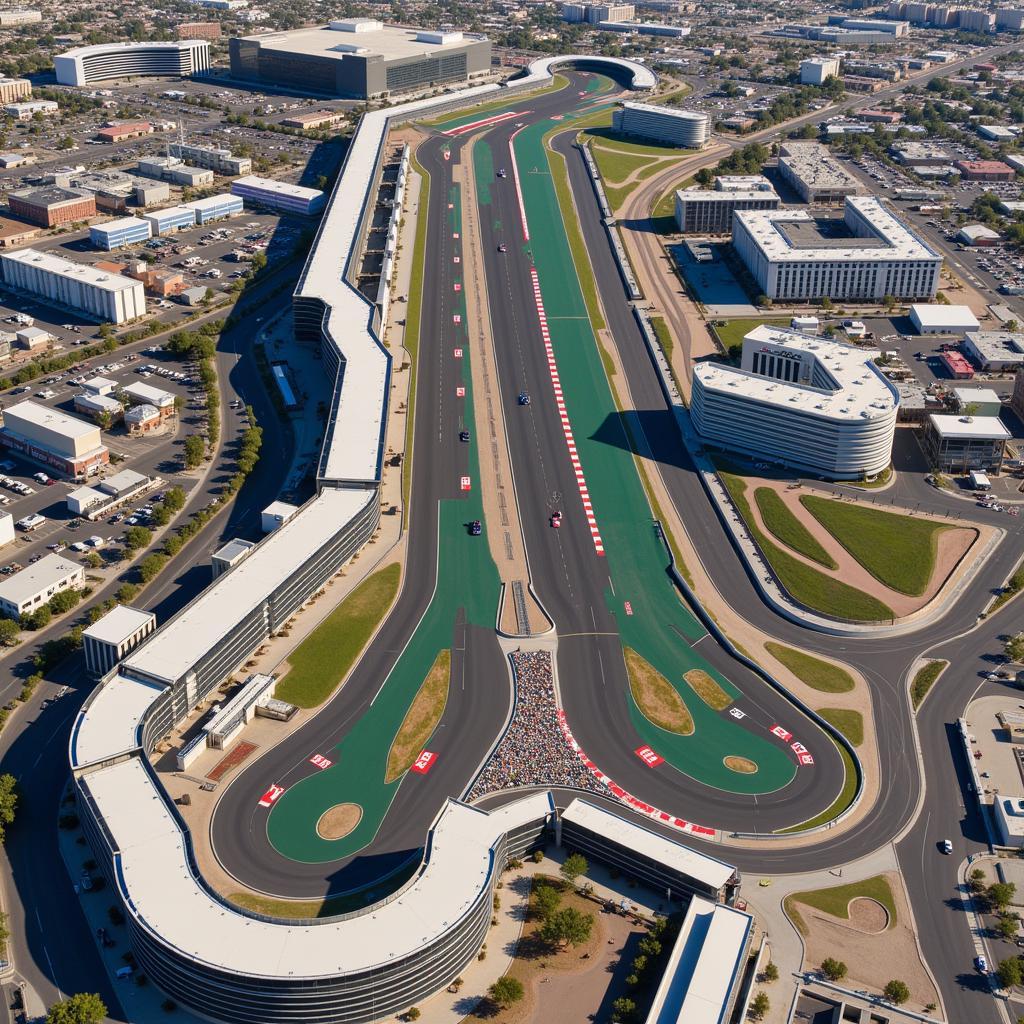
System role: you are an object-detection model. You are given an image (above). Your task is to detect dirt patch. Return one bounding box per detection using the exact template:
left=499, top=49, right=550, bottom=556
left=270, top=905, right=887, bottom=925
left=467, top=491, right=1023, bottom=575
left=847, top=897, right=889, bottom=934
left=316, top=803, right=363, bottom=841
left=385, top=649, right=450, bottom=783
left=683, top=669, right=732, bottom=711
left=625, top=647, right=693, bottom=735
left=724, top=756, right=757, bottom=774
left=206, top=741, right=257, bottom=783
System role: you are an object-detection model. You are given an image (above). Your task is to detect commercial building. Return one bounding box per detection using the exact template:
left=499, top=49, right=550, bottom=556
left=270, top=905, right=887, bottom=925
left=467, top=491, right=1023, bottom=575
left=280, top=109, right=347, bottom=131
left=55, top=41, right=211, bottom=87
left=167, top=143, right=252, bottom=177
left=800, top=56, right=841, bottom=85
left=0, top=10, right=40, bottom=26
left=0, top=400, right=109, bottom=477
left=184, top=193, right=244, bottom=224
left=15, top=326, right=49, bottom=349
left=922, top=413, right=1009, bottom=473
left=73, top=393, right=123, bottom=424
left=589, top=21, right=691, bottom=37
left=0, top=248, right=146, bottom=325
left=959, top=223, right=1001, bottom=246
left=891, top=140, right=953, bottom=167
left=0, top=216, right=38, bottom=249
left=89, top=216, right=152, bottom=251
left=137, top=156, right=214, bottom=188
left=96, top=121, right=153, bottom=143
left=83, top=606, right=157, bottom=678
left=3, top=99, right=57, bottom=121
left=125, top=404, right=160, bottom=434
left=963, top=330, right=1024, bottom=371
left=994, top=796, right=1024, bottom=848
left=229, top=21, right=492, bottom=100
left=778, top=142, right=862, bottom=204
left=563, top=2, right=636, bottom=21
left=142, top=205, right=197, bottom=236
left=955, top=159, right=1016, bottom=182
left=952, top=386, right=1002, bottom=416
left=978, top=124, right=1020, bottom=142
left=692, top=324, right=898, bottom=479
left=8, top=186, right=95, bottom=228
left=612, top=101, right=708, bottom=148
left=732, top=196, right=942, bottom=303
left=231, top=175, right=325, bottom=216
left=134, top=181, right=171, bottom=207
left=123, top=381, right=175, bottom=418
left=909, top=304, right=980, bottom=335
left=674, top=178, right=779, bottom=234
left=0, top=513, right=13, bottom=549
left=0, top=553, right=83, bottom=620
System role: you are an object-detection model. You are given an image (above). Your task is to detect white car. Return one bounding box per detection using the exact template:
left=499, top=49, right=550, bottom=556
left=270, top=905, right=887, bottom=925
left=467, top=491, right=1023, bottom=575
left=940, top=839, right=952, bottom=854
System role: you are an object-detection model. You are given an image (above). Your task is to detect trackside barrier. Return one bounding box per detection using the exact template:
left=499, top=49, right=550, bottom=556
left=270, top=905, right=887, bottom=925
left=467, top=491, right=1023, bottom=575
left=631, top=306, right=865, bottom=838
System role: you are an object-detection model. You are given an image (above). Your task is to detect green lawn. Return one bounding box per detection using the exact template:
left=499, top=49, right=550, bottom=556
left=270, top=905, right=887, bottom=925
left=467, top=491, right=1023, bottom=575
left=816, top=707, right=864, bottom=747
left=754, top=488, right=838, bottom=569
left=274, top=564, right=402, bottom=709
left=719, top=471, right=894, bottom=622
left=711, top=318, right=789, bottom=358
left=800, top=495, right=952, bottom=597
left=911, top=659, right=947, bottom=710
left=764, top=642, right=855, bottom=694
left=583, top=129, right=690, bottom=157
left=785, top=875, right=897, bottom=936
left=650, top=315, right=674, bottom=364
left=778, top=741, right=859, bottom=835
left=590, top=144, right=657, bottom=183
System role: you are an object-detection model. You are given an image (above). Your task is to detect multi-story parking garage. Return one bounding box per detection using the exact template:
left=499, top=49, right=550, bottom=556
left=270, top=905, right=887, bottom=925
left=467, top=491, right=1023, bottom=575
left=54, top=40, right=211, bottom=86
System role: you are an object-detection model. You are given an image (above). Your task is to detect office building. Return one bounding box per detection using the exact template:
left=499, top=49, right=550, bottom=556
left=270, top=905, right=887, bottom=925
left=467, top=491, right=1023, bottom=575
left=909, top=304, right=980, bottom=334
left=83, top=605, right=157, bottom=678
left=167, top=143, right=252, bottom=177
left=90, top=216, right=152, bottom=251
left=142, top=205, right=197, bottom=236
left=184, top=193, right=244, bottom=224
left=3, top=99, right=55, bottom=121
left=612, top=101, right=708, bottom=148
left=229, top=21, right=491, bottom=99
left=959, top=8, right=996, bottom=30
left=123, top=381, right=175, bottom=417
left=692, top=324, right=898, bottom=479
left=0, top=554, right=83, bottom=620
left=0, top=248, right=146, bottom=325
left=96, top=121, right=153, bottom=143
left=231, top=175, right=325, bottom=216
left=8, top=186, right=95, bottom=228
left=955, top=159, right=1016, bottom=182
left=562, top=2, right=636, bottom=21
left=923, top=413, right=1009, bottom=473
left=733, top=196, right=942, bottom=303
left=675, top=177, right=779, bottom=233
left=952, top=386, right=1002, bottom=417
left=0, top=400, right=109, bottom=477
left=73, top=393, right=123, bottom=424
left=778, top=142, right=862, bottom=204
left=177, top=22, right=222, bottom=40
left=137, top=157, right=214, bottom=188
left=0, top=9, right=40, bottom=26
left=134, top=182, right=171, bottom=207
left=962, top=330, right=1024, bottom=371
left=55, top=41, right=211, bottom=86
left=800, top=56, right=841, bottom=85
left=997, top=8, right=1024, bottom=30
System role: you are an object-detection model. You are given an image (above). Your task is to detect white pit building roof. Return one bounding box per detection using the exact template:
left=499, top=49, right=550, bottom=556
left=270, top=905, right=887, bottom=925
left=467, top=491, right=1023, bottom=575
left=70, top=671, right=165, bottom=768
left=83, top=604, right=156, bottom=648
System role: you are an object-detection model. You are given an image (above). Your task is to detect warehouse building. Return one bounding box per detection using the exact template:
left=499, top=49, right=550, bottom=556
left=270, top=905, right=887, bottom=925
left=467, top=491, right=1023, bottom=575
left=0, top=553, right=83, bottom=620
left=231, top=175, right=325, bottom=216
left=184, top=193, right=244, bottom=224
left=955, top=159, right=1016, bottom=182
left=0, top=400, right=109, bottom=477
left=0, top=248, right=146, bottom=325
left=675, top=177, right=779, bottom=233
left=962, top=330, right=1024, bottom=371
left=800, top=56, right=841, bottom=84
left=167, top=143, right=252, bottom=177
left=137, top=156, right=214, bottom=188
left=229, top=20, right=492, bottom=100
left=923, top=414, right=1010, bottom=473
left=142, top=205, right=197, bottom=236
left=3, top=100, right=57, bottom=121
left=281, top=110, right=347, bottom=131
left=958, top=223, right=1001, bottom=246
left=733, top=196, right=942, bottom=303
left=909, top=303, right=980, bottom=335
left=8, top=186, right=95, bottom=228
left=692, top=324, right=899, bottom=479
left=778, top=142, right=863, bottom=204
left=90, top=216, right=152, bottom=251
left=612, top=101, right=708, bottom=148
left=83, top=605, right=157, bottom=679
left=55, top=41, right=211, bottom=87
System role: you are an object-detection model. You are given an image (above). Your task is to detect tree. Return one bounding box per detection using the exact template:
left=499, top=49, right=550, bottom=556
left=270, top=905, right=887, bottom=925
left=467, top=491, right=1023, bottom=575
left=998, top=957, right=1023, bottom=989
left=611, top=996, right=637, bottom=1022
left=488, top=976, right=524, bottom=1008
left=0, top=618, right=18, bottom=647
left=883, top=980, right=910, bottom=1005
left=1005, top=635, right=1024, bottom=665
left=48, top=589, right=81, bottom=615
left=46, top=993, right=107, bottom=1024
left=84, top=552, right=102, bottom=570
left=763, top=961, right=779, bottom=982
left=137, top=554, right=167, bottom=583
left=883, top=294, right=897, bottom=312
left=969, top=867, right=987, bottom=894
left=404, top=1010, right=420, bottom=1022
left=184, top=434, right=206, bottom=469
left=123, top=525, right=152, bottom=552
left=750, top=991, right=770, bottom=1020
left=0, top=775, right=20, bottom=844
left=987, top=882, right=1017, bottom=913
left=560, top=852, right=588, bottom=888
left=821, top=957, right=847, bottom=981
left=533, top=882, right=561, bottom=920
left=540, top=907, right=593, bottom=948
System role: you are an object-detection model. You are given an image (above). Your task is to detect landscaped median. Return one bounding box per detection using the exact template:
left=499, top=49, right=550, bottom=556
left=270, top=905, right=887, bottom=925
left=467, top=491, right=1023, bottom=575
left=764, top=643, right=856, bottom=694
left=910, top=659, right=947, bottom=711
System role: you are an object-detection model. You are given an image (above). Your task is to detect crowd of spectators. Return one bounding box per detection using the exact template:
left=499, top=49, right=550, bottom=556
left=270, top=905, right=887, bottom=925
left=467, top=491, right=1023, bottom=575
left=469, top=649, right=606, bottom=800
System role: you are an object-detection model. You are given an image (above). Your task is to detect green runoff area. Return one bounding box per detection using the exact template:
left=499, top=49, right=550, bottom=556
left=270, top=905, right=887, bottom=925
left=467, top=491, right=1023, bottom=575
left=515, top=106, right=797, bottom=795
left=267, top=185, right=501, bottom=863
left=785, top=875, right=897, bottom=936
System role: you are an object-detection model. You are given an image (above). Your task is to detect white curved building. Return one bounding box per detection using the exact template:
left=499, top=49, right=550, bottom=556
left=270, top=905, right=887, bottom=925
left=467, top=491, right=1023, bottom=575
left=692, top=325, right=899, bottom=479
left=55, top=40, right=211, bottom=86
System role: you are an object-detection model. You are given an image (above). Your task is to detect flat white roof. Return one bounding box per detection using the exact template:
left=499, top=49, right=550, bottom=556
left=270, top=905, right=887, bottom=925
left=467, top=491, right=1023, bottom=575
left=70, top=672, right=164, bottom=768
left=734, top=196, right=940, bottom=265
left=694, top=324, right=898, bottom=422
left=0, top=552, right=80, bottom=606
left=620, top=99, right=708, bottom=124
left=101, top=467, right=148, bottom=492
left=562, top=799, right=735, bottom=890
left=59, top=40, right=207, bottom=59
left=963, top=330, right=1024, bottom=361
left=85, top=376, right=117, bottom=391
left=646, top=896, right=753, bottom=1024
left=928, top=413, right=1010, bottom=439
left=83, top=604, right=155, bottom=647
left=92, top=216, right=149, bottom=233
left=4, top=400, right=99, bottom=441
left=233, top=175, right=323, bottom=202
left=779, top=142, right=862, bottom=193
left=678, top=188, right=777, bottom=203
left=910, top=303, right=980, bottom=330
left=81, top=756, right=552, bottom=978
left=75, top=393, right=122, bottom=413
left=0, top=248, right=142, bottom=294
left=123, top=489, right=373, bottom=685
left=263, top=499, right=297, bottom=518
left=952, top=386, right=1001, bottom=405
left=143, top=205, right=195, bottom=222
left=184, top=193, right=240, bottom=211
left=124, top=381, right=173, bottom=406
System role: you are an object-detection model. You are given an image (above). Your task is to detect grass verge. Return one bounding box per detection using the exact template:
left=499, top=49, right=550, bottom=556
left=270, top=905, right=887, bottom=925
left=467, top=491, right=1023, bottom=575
left=785, top=875, right=897, bottom=937
left=800, top=494, right=951, bottom=597
left=754, top=488, right=837, bottom=569
left=764, top=642, right=855, bottom=694
left=911, top=659, right=947, bottom=711
left=683, top=668, right=732, bottom=710
left=384, top=648, right=451, bottom=783
left=625, top=646, right=693, bottom=735
left=650, top=315, right=674, bottom=365
left=816, top=707, right=863, bottom=747
left=710, top=317, right=788, bottom=357
left=990, top=558, right=1024, bottom=614
left=590, top=144, right=657, bottom=183
left=777, top=740, right=858, bottom=834
left=718, top=470, right=894, bottom=622
left=274, top=564, right=402, bottom=709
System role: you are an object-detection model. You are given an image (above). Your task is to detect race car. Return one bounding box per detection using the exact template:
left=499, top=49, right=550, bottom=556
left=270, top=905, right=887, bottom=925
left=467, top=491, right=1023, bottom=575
left=550, top=511, right=562, bottom=528
left=459, top=429, right=470, bottom=443
left=518, top=391, right=530, bottom=406
left=469, top=520, right=482, bottom=536
left=497, top=168, right=507, bottom=178
left=497, top=243, right=507, bottom=253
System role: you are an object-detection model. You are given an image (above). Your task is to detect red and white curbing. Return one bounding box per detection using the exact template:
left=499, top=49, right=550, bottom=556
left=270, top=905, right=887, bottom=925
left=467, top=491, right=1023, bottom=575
left=529, top=268, right=605, bottom=556
left=443, top=109, right=526, bottom=137
left=556, top=710, right=717, bottom=839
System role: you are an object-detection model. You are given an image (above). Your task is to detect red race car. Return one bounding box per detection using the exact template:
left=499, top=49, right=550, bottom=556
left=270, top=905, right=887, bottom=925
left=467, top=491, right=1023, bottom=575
left=550, top=511, right=562, bottom=528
